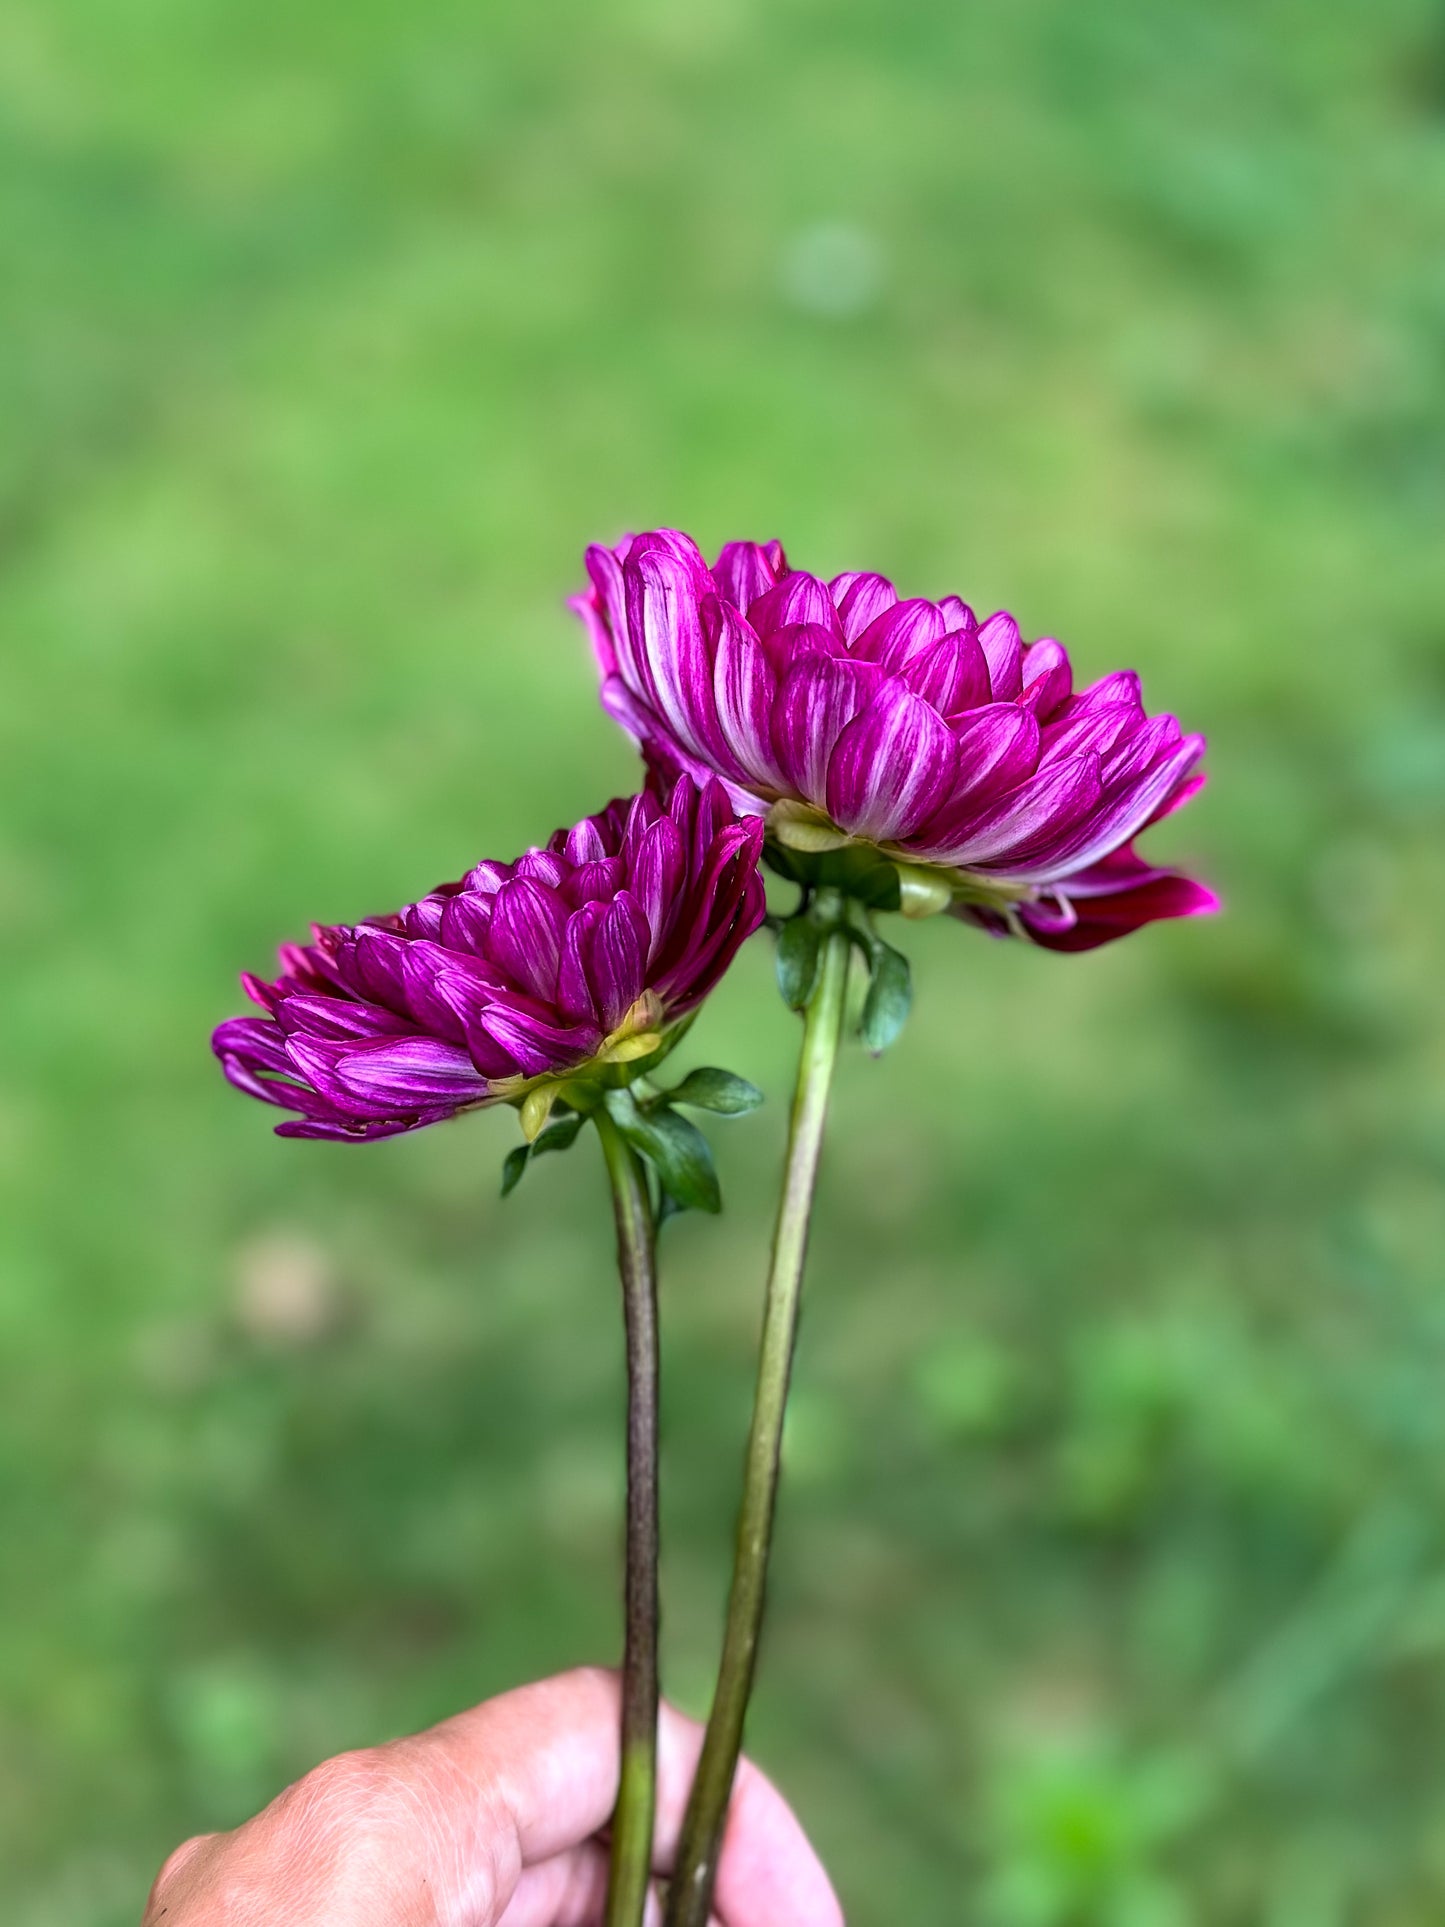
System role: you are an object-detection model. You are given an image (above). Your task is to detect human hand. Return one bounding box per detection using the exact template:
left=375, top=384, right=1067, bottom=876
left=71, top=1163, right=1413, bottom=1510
left=143, top=1666, right=843, bottom=1926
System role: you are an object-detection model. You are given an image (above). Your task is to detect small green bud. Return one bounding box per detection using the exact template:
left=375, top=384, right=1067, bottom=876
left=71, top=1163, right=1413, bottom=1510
left=520, top=1084, right=558, bottom=1141
left=766, top=799, right=851, bottom=853
left=893, top=861, right=954, bottom=919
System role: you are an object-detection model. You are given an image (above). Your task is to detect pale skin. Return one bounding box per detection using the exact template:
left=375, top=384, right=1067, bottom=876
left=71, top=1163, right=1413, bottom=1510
left=142, top=1668, right=844, bottom=1927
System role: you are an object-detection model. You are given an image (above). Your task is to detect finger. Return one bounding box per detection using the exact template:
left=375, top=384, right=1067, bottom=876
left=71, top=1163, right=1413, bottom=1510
left=409, top=1666, right=626, bottom=1867
left=492, top=1844, right=653, bottom=1927
left=492, top=1841, right=621, bottom=1927
left=407, top=1668, right=840, bottom=1926
left=496, top=1848, right=723, bottom=1927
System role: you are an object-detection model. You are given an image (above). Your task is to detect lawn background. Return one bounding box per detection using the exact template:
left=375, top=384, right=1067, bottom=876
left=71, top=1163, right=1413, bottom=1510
left=3, top=1, right=1445, bottom=1920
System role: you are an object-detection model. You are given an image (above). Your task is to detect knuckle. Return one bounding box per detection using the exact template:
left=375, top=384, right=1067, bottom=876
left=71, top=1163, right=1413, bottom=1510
left=143, top=1834, right=215, bottom=1920
left=275, top=1747, right=445, bottom=1919
left=291, top=1745, right=410, bottom=1828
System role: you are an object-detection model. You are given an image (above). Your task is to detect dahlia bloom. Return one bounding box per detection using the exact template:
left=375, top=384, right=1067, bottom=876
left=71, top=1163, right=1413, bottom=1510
left=573, top=531, right=1216, bottom=950
left=213, top=778, right=766, bottom=1140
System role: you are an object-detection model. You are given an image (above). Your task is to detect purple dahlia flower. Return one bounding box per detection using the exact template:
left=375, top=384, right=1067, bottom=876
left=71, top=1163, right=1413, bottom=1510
left=573, top=531, right=1217, bottom=950
left=213, top=778, right=766, bottom=1141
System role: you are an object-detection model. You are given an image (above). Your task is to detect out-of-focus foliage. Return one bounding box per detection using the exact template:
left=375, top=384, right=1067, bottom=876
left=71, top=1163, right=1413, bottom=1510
left=2, top=1, right=1444, bottom=1920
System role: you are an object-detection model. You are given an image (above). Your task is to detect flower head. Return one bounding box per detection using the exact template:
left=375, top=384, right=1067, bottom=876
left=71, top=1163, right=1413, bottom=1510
left=214, top=777, right=766, bottom=1140
left=573, top=531, right=1216, bottom=950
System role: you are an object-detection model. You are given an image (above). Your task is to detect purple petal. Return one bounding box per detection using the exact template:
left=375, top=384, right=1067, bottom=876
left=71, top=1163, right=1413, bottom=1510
left=654, top=818, right=767, bottom=1009
left=831, top=571, right=898, bottom=641
left=556, top=905, right=601, bottom=1024
left=291, top=1035, right=489, bottom=1114
left=348, top=928, right=412, bottom=1013
left=1016, top=735, right=1206, bottom=882
left=757, top=621, right=847, bottom=679
left=461, top=1019, right=528, bottom=1079
left=275, top=1113, right=451, bottom=1142
left=676, top=858, right=768, bottom=1009
left=561, top=856, right=627, bottom=907
left=589, top=795, right=637, bottom=849
left=710, top=600, right=783, bottom=793
left=598, top=671, right=658, bottom=742
left=713, top=539, right=786, bottom=610
left=474, top=1004, right=600, bottom=1078
left=212, top=1017, right=295, bottom=1084
left=901, top=629, right=991, bottom=713
left=627, top=816, right=687, bottom=953
left=461, top=858, right=511, bottom=895
left=401, top=945, right=507, bottom=1040
left=852, top=598, right=948, bottom=670
left=747, top=571, right=842, bottom=638
left=771, top=654, right=874, bottom=808
left=273, top=994, right=414, bottom=1042
left=514, top=849, right=570, bottom=889
left=561, top=816, right=609, bottom=865
left=584, top=891, right=652, bottom=1030
left=1146, top=769, right=1207, bottom=827
left=1040, top=701, right=1142, bottom=768
left=402, top=894, right=449, bottom=941
left=1060, top=670, right=1143, bottom=723
left=241, top=971, right=281, bottom=1013
left=623, top=537, right=722, bottom=763
left=978, top=612, right=1023, bottom=701
left=929, top=753, right=1102, bottom=867
left=663, top=769, right=698, bottom=839
left=680, top=776, right=735, bottom=872
left=277, top=937, right=339, bottom=990
left=577, top=539, right=630, bottom=679
left=1018, top=893, right=1079, bottom=935
left=1101, top=712, right=1182, bottom=788
left=485, top=877, right=566, bottom=1001
left=825, top=686, right=958, bottom=842
left=1018, top=639, right=1072, bottom=718
left=438, top=891, right=496, bottom=955
left=950, top=705, right=1043, bottom=794
left=621, top=791, right=657, bottom=842
left=1060, top=843, right=1185, bottom=898
left=1022, top=871, right=1220, bottom=951
left=906, top=707, right=1042, bottom=850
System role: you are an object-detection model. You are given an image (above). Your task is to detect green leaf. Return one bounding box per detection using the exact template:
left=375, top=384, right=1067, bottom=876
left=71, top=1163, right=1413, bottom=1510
left=859, top=939, right=912, bottom=1053
left=775, top=916, right=821, bottom=1010
left=655, top=1183, right=689, bottom=1231
left=499, top=1109, right=585, bottom=1196
left=532, top=1111, right=585, bottom=1156
left=500, top=1144, right=531, bottom=1197
left=605, top=1088, right=721, bottom=1214
left=667, top=1067, right=764, bottom=1116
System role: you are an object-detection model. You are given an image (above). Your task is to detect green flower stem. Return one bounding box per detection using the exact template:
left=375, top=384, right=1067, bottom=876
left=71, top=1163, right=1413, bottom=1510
left=594, top=1106, right=662, bottom=1927
left=665, top=914, right=853, bottom=1927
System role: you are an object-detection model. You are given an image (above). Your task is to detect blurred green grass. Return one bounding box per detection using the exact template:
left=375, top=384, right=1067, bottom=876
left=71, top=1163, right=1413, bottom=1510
left=3, top=0, right=1445, bottom=1919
